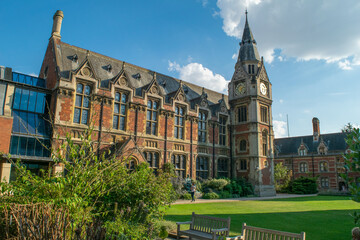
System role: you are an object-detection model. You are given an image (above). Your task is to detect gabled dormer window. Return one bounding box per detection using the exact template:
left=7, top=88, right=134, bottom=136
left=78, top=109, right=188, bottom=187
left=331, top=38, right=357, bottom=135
left=298, top=143, right=307, bottom=156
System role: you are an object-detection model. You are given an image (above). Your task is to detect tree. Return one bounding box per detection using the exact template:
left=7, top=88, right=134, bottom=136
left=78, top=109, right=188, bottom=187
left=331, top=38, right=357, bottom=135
left=343, top=127, right=360, bottom=226
left=342, top=122, right=355, bottom=133
left=274, top=162, right=291, bottom=192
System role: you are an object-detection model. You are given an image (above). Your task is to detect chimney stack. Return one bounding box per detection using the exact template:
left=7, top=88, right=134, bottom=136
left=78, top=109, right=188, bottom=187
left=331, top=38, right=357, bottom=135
left=312, top=117, right=320, bottom=142
left=51, top=10, right=64, bottom=38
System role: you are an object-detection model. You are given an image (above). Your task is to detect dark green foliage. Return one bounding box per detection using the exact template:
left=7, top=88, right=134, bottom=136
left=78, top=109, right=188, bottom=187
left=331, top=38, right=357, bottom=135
left=203, top=192, right=219, bottom=199
left=219, top=191, right=232, bottom=199
left=288, top=176, right=318, bottom=194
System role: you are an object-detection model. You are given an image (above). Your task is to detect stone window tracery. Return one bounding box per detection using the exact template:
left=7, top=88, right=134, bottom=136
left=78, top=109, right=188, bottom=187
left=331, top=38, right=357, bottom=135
left=74, top=83, right=91, bottom=124
left=113, top=92, right=128, bottom=130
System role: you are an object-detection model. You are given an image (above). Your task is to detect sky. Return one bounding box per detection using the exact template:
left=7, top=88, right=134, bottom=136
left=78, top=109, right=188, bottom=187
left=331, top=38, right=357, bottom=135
left=0, top=0, right=359, bottom=138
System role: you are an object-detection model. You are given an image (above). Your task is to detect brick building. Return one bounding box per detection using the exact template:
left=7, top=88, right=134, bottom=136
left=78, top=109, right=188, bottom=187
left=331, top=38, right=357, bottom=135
left=0, top=10, right=276, bottom=196
left=274, top=118, right=357, bottom=192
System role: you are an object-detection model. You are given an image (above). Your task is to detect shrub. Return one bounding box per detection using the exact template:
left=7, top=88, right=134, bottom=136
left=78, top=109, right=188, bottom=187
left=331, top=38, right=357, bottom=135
left=203, top=192, right=219, bottom=199
left=288, top=176, right=318, bottom=194
left=181, top=193, right=192, bottom=200
left=202, top=178, right=229, bottom=193
left=219, top=191, right=232, bottom=199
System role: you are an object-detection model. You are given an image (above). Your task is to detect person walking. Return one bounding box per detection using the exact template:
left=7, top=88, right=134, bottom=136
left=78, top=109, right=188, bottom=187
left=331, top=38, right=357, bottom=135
left=190, top=182, right=196, bottom=202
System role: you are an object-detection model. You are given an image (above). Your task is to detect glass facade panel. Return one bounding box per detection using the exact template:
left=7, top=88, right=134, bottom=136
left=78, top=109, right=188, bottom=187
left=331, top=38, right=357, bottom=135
left=0, top=82, right=7, bottom=115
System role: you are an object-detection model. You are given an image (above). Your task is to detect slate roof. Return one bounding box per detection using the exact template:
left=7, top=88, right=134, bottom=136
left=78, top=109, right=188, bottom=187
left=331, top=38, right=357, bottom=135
left=55, top=41, right=229, bottom=112
left=274, top=132, right=347, bottom=156
left=238, top=14, right=260, bottom=62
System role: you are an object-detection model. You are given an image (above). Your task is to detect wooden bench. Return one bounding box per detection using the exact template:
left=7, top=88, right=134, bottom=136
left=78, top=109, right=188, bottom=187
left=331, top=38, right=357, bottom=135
left=176, top=212, right=231, bottom=240
left=239, top=223, right=305, bottom=240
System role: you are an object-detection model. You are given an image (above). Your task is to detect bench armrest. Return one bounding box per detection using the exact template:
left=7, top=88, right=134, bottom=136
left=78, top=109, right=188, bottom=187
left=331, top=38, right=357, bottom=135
left=176, top=221, right=192, bottom=225
left=211, top=228, right=229, bottom=233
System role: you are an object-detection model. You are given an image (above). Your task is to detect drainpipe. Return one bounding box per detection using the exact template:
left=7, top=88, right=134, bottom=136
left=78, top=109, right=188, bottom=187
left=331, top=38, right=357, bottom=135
left=312, top=154, right=315, bottom=178
left=164, top=113, right=168, bottom=163
left=97, top=97, right=104, bottom=159
left=190, top=118, right=193, bottom=178
left=229, top=125, right=233, bottom=179
left=213, top=123, right=216, bottom=178
left=134, top=106, right=138, bottom=142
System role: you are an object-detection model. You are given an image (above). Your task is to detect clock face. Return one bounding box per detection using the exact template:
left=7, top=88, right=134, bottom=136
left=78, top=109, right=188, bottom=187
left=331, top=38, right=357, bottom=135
left=236, top=82, right=246, bottom=95
left=260, top=82, right=267, bottom=95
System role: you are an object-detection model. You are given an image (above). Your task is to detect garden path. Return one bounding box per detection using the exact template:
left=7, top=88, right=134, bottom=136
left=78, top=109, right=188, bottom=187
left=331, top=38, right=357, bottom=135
left=173, top=193, right=318, bottom=205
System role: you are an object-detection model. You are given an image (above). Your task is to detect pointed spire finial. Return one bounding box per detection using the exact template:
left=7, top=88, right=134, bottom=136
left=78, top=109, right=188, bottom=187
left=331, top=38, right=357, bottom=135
left=245, top=9, right=248, bottom=18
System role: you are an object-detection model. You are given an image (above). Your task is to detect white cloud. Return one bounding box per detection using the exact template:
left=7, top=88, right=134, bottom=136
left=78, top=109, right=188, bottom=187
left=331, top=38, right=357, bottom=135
left=232, top=53, right=238, bottom=60
left=216, top=0, right=360, bottom=69
left=279, top=99, right=283, bottom=104
left=273, top=120, right=287, bottom=138
left=168, top=61, right=229, bottom=93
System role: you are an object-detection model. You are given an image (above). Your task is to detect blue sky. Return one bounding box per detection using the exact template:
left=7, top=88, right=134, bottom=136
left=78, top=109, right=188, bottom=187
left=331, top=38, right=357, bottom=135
left=1, top=0, right=359, bottom=137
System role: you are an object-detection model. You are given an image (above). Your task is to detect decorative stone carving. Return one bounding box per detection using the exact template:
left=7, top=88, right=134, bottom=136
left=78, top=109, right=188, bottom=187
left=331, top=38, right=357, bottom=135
left=221, top=105, right=227, bottom=113
left=119, top=77, right=128, bottom=87
left=177, top=93, right=184, bottom=101
left=200, top=100, right=207, bottom=107
left=151, top=85, right=158, bottom=95
left=81, top=67, right=92, bottom=77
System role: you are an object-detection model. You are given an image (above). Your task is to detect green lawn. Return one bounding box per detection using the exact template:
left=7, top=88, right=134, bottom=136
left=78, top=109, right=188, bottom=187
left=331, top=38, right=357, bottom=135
left=165, top=196, right=360, bottom=240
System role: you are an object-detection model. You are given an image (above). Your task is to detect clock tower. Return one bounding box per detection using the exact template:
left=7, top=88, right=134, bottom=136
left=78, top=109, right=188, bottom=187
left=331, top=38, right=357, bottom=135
left=228, top=12, right=275, bottom=196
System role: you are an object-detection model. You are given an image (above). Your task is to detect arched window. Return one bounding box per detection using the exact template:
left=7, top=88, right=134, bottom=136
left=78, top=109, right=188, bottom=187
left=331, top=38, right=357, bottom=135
left=319, top=161, right=328, bottom=172
left=299, top=162, right=308, bottom=172
left=262, top=131, right=268, bottom=156
left=126, top=158, right=137, bottom=171
left=320, top=177, right=329, bottom=188
left=240, top=140, right=247, bottom=151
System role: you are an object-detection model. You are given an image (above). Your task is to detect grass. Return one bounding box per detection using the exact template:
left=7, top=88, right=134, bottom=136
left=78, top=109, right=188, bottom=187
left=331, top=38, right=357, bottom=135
left=165, top=196, right=360, bottom=240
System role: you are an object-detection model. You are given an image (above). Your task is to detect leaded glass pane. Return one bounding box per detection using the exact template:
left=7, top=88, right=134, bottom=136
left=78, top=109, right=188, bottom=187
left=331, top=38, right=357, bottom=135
left=115, top=92, right=120, bottom=102
left=120, top=105, right=126, bottom=115
left=153, top=101, right=158, bottom=110
left=84, top=85, right=91, bottom=95
left=147, top=110, right=151, bottom=120
left=151, top=122, right=156, bottom=135
left=121, top=94, right=127, bottom=103
left=76, top=83, right=83, bottom=93
left=83, top=97, right=89, bottom=108
left=147, top=100, right=152, bottom=108
left=75, top=95, right=82, bottom=107
left=81, top=109, right=88, bottom=124
left=113, top=115, right=119, bottom=129
left=120, top=117, right=125, bottom=130
left=152, top=111, right=157, bottom=121
left=73, top=108, right=81, bottom=123
left=114, top=103, right=120, bottom=114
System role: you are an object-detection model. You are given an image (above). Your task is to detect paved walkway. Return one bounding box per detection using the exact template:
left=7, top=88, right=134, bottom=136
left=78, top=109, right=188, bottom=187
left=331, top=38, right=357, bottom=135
left=173, top=193, right=318, bottom=205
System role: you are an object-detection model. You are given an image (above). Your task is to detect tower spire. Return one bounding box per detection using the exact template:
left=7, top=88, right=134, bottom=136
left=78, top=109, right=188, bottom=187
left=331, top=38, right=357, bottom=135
left=238, top=11, right=260, bottom=62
